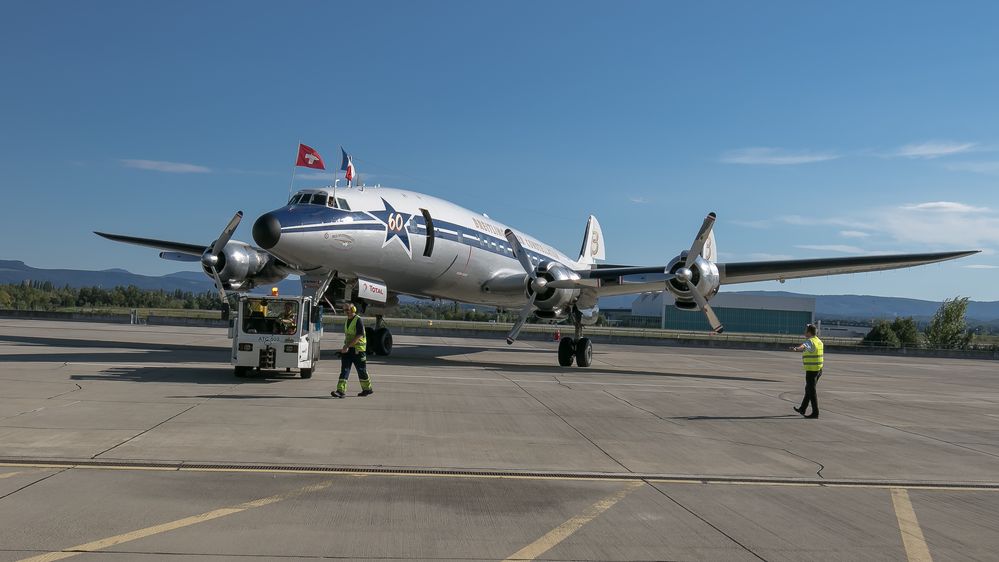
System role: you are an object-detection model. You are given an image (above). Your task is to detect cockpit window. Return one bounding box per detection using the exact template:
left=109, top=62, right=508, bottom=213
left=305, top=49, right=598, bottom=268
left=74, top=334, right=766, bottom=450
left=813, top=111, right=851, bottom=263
left=327, top=197, right=337, bottom=208
left=289, top=194, right=301, bottom=205
left=337, top=198, right=350, bottom=210
left=310, top=193, right=328, bottom=205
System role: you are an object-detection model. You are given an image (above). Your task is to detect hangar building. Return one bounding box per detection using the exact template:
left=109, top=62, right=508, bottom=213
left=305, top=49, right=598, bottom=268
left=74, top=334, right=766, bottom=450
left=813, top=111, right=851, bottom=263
left=631, top=292, right=816, bottom=334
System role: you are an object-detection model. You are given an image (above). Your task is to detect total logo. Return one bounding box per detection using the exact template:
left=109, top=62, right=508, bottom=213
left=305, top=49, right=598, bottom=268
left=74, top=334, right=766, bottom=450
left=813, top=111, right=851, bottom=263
left=362, top=282, right=385, bottom=296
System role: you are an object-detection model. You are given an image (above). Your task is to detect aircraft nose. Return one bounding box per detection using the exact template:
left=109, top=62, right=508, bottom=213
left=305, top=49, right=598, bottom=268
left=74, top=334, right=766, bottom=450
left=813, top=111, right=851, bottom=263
left=252, top=212, right=281, bottom=250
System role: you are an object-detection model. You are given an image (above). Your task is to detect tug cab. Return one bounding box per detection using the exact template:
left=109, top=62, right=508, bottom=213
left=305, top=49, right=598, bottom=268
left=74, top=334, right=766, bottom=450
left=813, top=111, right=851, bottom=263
left=229, top=292, right=323, bottom=378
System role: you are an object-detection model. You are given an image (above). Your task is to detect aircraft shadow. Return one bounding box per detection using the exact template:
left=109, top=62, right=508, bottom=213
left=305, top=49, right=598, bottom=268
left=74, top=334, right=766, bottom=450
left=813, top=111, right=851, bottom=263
left=1, top=334, right=776, bottom=384
left=69, top=365, right=288, bottom=385
left=680, top=415, right=799, bottom=420
left=356, top=345, right=778, bottom=383
left=0, top=333, right=226, bottom=364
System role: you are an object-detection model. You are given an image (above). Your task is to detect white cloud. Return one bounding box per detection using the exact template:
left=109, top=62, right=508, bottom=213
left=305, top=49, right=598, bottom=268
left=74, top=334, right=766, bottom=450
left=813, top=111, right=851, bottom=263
left=720, top=147, right=840, bottom=165
left=945, top=161, right=999, bottom=175
left=120, top=159, right=211, bottom=173
left=731, top=219, right=773, bottom=229
left=748, top=252, right=794, bottom=261
left=795, top=244, right=867, bottom=254
left=891, top=141, right=977, bottom=159
left=866, top=201, right=999, bottom=248
left=839, top=230, right=870, bottom=238
left=900, top=201, right=990, bottom=213
left=779, top=214, right=869, bottom=230
left=963, top=264, right=999, bottom=269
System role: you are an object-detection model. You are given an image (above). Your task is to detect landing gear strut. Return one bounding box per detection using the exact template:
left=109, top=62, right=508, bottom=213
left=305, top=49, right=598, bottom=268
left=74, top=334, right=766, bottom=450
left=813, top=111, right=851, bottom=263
left=556, top=312, right=592, bottom=368
left=366, top=314, right=393, bottom=356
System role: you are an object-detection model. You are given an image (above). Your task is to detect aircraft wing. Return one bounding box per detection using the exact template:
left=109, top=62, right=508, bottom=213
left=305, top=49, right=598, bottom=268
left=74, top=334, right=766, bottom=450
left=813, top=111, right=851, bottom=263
left=570, top=250, right=978, bottom=295
left=717, top=250, right=979, bottom=285
left=94, top=231, right=206, bottom=256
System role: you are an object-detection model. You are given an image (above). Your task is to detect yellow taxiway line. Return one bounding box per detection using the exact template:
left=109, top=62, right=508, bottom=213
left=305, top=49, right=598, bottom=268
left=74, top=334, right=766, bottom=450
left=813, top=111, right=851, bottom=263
left=891, top=487, right=934, bottom=562
left=16, top=479, right=336, bottom=562
left=503, top=480, right=644, bottom=561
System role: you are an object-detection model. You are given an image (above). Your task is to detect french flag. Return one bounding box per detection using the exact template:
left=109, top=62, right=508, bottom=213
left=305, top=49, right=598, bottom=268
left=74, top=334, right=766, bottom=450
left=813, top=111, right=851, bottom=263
left=340, top=147, right=355, bottom=182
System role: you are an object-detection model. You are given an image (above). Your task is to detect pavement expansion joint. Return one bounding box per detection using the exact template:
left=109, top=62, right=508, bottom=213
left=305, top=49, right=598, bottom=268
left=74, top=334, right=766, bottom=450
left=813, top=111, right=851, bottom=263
left=2, top=457, right=998, bottom=490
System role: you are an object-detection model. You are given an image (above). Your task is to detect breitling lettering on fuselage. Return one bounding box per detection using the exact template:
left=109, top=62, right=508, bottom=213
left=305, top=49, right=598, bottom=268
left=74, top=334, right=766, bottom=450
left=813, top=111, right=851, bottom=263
left=471, top=217, right=557, bottom=257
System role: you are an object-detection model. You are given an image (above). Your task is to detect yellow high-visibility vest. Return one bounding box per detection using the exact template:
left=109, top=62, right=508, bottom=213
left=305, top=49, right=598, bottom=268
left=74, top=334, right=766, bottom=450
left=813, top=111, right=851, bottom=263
left=344, top=316, right=367, bottom=352
left=802, top=336, right=824, bottom=372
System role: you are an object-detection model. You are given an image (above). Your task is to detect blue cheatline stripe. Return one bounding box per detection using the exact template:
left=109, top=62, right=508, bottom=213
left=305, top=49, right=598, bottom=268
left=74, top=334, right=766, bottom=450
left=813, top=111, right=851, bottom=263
left=281, top=214, right=565, bottom=266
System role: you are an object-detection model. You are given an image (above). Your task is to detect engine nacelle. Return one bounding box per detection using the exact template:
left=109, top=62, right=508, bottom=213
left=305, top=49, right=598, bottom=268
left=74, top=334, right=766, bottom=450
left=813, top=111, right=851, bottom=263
left=202, top=240, right=292, bottom=291
left=574, top=304, right=600, bottom=326
left=531, top=261, right=581, bottom=318
left=664, top=252, right=720, bottom=310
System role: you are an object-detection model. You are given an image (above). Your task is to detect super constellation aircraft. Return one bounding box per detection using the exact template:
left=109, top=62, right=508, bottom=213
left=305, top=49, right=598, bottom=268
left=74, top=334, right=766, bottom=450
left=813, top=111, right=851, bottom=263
left=97, top=185, right=977, bottom=367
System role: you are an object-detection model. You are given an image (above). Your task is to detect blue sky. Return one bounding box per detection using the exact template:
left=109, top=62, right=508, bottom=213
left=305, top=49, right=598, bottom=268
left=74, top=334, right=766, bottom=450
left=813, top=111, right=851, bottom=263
left=2, top=1, right=998, bottom=300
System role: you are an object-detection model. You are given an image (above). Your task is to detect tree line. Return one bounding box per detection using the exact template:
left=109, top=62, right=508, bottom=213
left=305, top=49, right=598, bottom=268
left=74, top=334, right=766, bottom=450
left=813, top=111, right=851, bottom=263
left=861, top=297, right=979, bottom=350
left=0, top=281, right=225, bottom=311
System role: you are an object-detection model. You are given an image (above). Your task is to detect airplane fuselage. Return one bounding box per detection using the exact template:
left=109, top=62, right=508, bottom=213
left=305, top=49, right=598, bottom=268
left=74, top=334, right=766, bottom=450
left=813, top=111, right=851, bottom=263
left=253, top=186, right=579, bottom=308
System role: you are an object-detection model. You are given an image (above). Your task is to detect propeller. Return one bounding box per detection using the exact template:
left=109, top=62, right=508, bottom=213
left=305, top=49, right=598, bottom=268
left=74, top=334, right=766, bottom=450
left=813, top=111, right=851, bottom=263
left=674, top=212, right=724, bottom=334
left=201, top=211, right=244, bottom=303
left=504, top=229, right=548, bottom=344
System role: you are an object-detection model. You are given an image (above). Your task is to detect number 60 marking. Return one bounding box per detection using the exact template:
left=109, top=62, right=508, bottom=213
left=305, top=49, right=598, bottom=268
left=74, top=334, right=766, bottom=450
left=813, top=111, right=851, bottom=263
left=387, top=213, right=406, bottom=231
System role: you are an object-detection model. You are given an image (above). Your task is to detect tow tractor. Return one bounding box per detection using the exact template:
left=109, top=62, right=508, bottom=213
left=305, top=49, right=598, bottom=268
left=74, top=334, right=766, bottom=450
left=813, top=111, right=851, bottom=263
left=228, top=291, right=324, bottom=378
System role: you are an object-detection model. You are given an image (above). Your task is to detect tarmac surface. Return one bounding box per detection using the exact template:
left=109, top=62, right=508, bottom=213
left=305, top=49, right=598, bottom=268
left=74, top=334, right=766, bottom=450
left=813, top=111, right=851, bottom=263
left=1, top=319, right=997, bottom=561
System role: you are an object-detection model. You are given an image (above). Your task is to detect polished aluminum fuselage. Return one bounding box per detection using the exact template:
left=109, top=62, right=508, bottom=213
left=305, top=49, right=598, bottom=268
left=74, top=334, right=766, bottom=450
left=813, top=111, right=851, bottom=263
left=264, top=187, right=581, bottom=308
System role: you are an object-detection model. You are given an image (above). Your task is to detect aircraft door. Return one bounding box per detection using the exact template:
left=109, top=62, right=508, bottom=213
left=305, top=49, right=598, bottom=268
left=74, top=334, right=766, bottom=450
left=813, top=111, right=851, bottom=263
left=420, top=208, right=435, bottom=257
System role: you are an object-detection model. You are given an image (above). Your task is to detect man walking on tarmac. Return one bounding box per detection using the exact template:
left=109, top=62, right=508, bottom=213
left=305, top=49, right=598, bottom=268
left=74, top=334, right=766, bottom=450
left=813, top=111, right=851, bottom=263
left=790, top=323, right=823, bottom=419
left=331, top=304, right=374, bottom=399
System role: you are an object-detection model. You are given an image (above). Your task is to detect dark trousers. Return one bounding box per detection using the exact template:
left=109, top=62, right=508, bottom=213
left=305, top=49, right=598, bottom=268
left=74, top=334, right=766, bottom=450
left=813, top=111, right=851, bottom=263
left=338, top=348, right=371, bottom=392
left=799, top=369, right=822, bottom=414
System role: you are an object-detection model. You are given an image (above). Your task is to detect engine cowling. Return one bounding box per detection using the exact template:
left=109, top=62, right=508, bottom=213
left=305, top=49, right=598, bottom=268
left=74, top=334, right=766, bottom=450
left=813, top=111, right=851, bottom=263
left=202, top=240, right=292, bottom=291
left=664, top=252, right=720, bottom=310
left=531, top=261, right=580, bottom=320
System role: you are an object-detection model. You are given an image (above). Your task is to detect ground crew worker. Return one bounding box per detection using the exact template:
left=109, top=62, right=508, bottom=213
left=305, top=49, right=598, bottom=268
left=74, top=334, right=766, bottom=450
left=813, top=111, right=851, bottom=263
left=277, top=302, right=297, bottom=334
left=331, top=304, right=373, bottom=398
left=790, top=323, right=823, bottom=419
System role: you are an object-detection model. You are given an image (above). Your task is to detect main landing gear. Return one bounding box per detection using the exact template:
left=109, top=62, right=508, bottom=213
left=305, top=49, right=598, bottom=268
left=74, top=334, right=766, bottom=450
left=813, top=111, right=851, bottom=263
left=557, top=318, right=592, bottom=368
left=364, top=314, right=394, bottom=356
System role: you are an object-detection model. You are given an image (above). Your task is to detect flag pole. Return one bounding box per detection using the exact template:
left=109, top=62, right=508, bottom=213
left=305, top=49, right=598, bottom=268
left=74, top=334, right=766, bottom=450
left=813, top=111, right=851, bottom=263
left=288, top=140, right=301, bottom=201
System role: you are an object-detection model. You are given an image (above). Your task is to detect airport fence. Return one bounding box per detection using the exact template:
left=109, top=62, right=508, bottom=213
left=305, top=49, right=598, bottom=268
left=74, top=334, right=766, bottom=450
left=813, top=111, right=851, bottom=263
left=2, top=308, right=997, bottom=359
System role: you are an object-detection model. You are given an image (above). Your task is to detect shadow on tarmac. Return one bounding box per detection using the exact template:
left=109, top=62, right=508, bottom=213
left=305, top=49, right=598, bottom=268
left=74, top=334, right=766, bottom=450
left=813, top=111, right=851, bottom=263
left=680, top=414, right=800, bottom=420
left=69, top=366, right=291, bottom=384
left=0, top=334, right=777, bottom=384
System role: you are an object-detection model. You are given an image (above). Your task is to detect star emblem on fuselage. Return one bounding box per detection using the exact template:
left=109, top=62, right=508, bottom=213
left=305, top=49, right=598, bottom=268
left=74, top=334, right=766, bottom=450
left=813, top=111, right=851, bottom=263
left=366, top=198, right=414, bottom=256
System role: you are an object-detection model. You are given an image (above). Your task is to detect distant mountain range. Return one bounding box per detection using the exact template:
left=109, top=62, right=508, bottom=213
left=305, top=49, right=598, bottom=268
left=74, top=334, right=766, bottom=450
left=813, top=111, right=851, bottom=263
left=4, top=259, right=998, bottom=322
left=0, top=260, right=300, bottom=295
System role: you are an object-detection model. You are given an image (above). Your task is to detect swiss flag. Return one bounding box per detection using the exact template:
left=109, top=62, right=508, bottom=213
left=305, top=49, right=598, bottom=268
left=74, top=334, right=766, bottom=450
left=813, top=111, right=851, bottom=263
left=295, top=144, right=325, bottom=169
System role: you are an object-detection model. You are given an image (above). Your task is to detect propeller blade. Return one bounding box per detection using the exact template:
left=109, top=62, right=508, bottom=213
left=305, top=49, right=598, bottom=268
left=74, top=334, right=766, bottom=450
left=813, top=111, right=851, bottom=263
left=211, top=211, right=244, bottom=256
left=208, top=261, right=227, bottom=302
left=687, top=287, right=724, bottom=333
left=506, top=294, right=536, bottom=345
left=684, top=212, right=717, bottom=269
left=504, top=229, right=536, bottom=279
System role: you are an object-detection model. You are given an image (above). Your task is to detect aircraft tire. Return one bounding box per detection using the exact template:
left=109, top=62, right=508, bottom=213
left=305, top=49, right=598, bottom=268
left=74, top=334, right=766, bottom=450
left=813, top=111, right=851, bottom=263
left=373, top=327, right=393, bottom=356
left=558, top=337, right=575, bottom=367
left=364, top=327, right=375, bottom=352
left=575, top=337, right=592, bottom=368
left=300, top=367, right=313, bottom=379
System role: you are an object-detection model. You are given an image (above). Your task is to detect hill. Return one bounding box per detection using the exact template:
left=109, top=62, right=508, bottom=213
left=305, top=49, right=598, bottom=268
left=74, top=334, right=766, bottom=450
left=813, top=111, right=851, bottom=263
left=3, top=260, right=998, bottom=322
